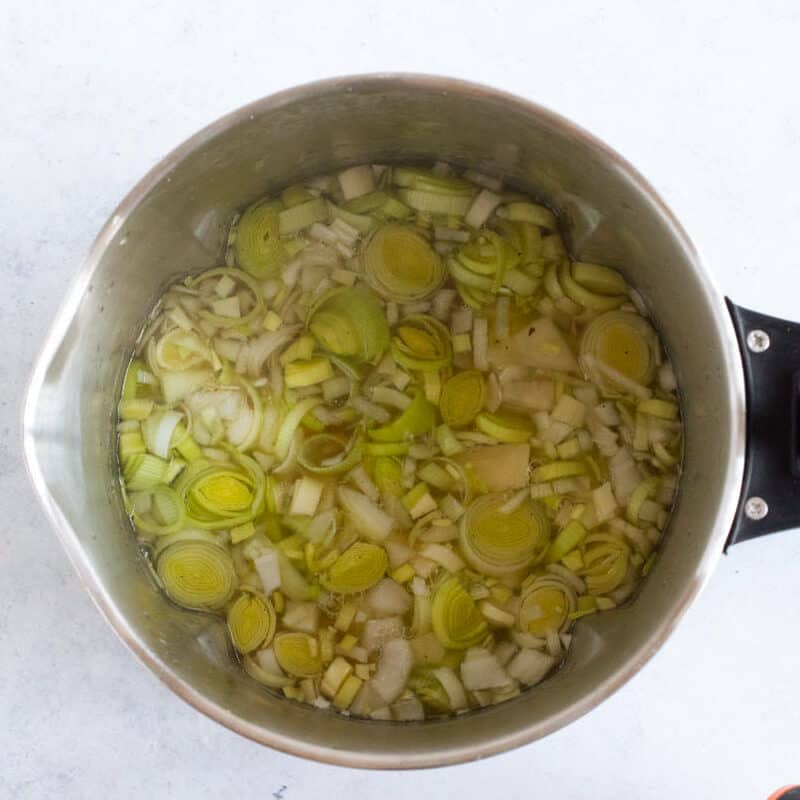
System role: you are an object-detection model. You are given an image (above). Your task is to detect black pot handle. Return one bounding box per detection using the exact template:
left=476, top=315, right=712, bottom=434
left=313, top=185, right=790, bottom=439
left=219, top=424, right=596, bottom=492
left=726, top=299, right=800, bottom=547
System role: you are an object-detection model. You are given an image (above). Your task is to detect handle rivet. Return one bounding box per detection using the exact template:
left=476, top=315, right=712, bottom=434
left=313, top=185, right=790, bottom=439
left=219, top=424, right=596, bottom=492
left=745, top=496, right=768, bottom=520
left=746, top=329, right=770, bottom=353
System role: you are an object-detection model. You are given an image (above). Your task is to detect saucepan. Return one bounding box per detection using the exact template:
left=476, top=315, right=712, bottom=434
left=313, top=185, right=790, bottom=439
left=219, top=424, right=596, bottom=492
left=22, top=74, right=800, bottom=768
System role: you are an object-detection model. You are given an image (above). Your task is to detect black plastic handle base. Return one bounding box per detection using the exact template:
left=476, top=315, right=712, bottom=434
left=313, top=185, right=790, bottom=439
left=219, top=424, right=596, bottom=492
left=726, top=299, right=800, bottom=547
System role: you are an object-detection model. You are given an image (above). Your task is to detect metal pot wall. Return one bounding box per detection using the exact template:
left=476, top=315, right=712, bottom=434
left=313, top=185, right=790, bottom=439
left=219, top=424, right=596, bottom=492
left=23, top=74, right=796, bottom=769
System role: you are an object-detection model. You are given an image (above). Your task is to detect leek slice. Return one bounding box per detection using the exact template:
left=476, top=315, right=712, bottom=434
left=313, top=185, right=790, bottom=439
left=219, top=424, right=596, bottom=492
left=581, top=311, right=657, bottom=387
left=638, top=398, right=679, bottom=420
left=392, top=167, right=474, bottom=194
left=626, top=476, right=660, bottom=524
left=176, top=454, right=264, bottom=529
left=273, top=632, right=323, bottom=677
left=487, top=316, right=580, bottom=374
left=475, top=411, right=534, bottom=443
left=440, top=370, right=485, bottom=428
left=156, top=539, right=237, bottom=611
left=154, top=329, right=211, bottom=372
left=123, top=453, right=168, bottom=490
left=363, top=224, right=445, bottom=302
left=192, top=268, right=265, bottom=328
left=397, top=189, right=472, bottom=215
left=338, top=486, right=395, bottom=542
left=546, top=519, right=588, bottom=563
left=284, top=357, right=334, bottom=388
left=243, top=650, right=294, bottom=689
left=368, top=389, right=436, bottom=442
left=460, top=492, right=551, bottom=576
left=531, top=460, right=587, bottom=483
left=122, top=359, right=152, bottom=401
left=275, top=397, right=322, bottom=460
left=297, top=431, right=363, bottom=475
left=117, top=160, right=683, bottom=721
left=227, top=592, right=277, bottom=653
left=571, top=261, right=627, bottom=295
left=373, top=456, right=404, bottom=497
left=504, top=202, right=557, bottom=230
left=431, top=576, right=488, bottom=650
left=322, top=542, right=388, bottom=594
left=455, top=443, right=531, bottom=493
left=518, top=575, right=577, bottom=636
left=278, top=197, right=328, bottom=236
left=308, top=286, right=390, bottom=364
left=338, top=165, right=376, bottom=200
left=558, top=262, right=626, bottom=311
left=131, top=484, right=185, bottom=536
left=580, top=532, right=631, bottom=594
left=233, top=199, right=288, bottom=278
left=390, top=314, right=452, bottom=372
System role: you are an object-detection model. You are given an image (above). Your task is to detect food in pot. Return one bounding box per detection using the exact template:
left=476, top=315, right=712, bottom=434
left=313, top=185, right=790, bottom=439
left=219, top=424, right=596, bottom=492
left=116, top=162, right=682, bottom=720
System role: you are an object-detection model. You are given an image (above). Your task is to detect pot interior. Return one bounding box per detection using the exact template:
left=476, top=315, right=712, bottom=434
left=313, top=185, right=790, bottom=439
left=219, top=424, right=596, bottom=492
left=25, top=75, right=744, bottom=768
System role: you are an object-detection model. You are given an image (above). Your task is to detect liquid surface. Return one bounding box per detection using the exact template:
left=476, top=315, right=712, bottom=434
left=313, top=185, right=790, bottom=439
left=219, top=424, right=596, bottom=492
left=117, top=163, right=682, bottom=721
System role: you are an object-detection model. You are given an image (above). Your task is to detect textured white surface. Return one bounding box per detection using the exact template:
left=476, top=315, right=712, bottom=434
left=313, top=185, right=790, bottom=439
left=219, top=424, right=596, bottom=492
left=2, top=2, right=800, bottom=798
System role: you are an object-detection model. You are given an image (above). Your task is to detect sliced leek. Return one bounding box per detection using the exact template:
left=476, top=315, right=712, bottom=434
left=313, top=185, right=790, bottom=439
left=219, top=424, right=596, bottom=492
left=308, top=285, right=390, bottom=364
left=363, top=224, right=445, bottom=302
left=460, top=492, right=551, bottom=576
left=440, top=370, right=485, bottom=428
left=581, top=311, right=657, bottom=388
left=156, top=538, right=237, bottom=610
left=228, top=593, right=277, bottom=653
left=322, top=542, right=388, bottom=594
left=368, top=389, right=436, bottom=442
left=297, top=432, right=363, bottom=475
left=432, top=576, right=489, bottom=650
left=273, top=632, right=323, bottom=677
left=518, top=575, right=577, bottom=636
left=390, top=314, right=452, bottom=373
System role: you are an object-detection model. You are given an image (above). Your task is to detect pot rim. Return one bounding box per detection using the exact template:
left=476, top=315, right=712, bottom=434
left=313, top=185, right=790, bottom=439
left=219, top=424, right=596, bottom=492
left=22, top=72, right=746, bottom=769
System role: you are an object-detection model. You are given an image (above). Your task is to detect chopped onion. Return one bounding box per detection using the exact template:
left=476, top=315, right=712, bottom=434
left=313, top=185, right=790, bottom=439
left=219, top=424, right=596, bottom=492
left=507, top=648, right=556, bottom=686
left=460, top=648, right=510, bottom=690
left=337, top=487, right=395, bottom=541
left=361, top=616, right=405, bottom=651
left=369, top=639, right=413, bottom=706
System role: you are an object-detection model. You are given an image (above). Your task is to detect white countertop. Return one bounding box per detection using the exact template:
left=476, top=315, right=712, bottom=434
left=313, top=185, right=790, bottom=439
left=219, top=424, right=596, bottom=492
left=3, top=2, right=800, bottom=798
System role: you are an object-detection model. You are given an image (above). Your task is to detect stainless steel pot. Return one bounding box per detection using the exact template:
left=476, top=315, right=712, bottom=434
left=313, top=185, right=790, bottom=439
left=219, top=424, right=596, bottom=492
left=23, top=74, right=799, bottom=769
